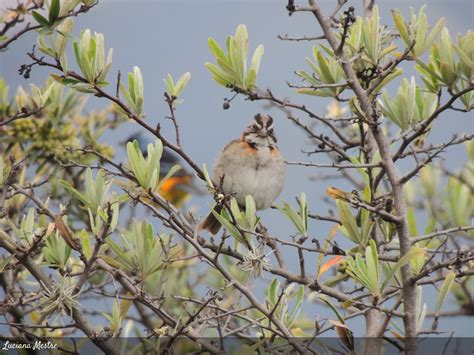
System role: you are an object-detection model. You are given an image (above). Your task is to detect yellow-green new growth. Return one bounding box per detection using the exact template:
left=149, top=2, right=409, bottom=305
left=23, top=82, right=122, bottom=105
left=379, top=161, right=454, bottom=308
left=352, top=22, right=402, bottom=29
left=206, top=24, right=264, bottom=91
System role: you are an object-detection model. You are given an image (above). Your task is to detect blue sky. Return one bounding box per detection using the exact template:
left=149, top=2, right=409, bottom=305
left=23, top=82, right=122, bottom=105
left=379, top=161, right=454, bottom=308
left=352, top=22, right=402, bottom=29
left=1, top=0, right=473, bottom=338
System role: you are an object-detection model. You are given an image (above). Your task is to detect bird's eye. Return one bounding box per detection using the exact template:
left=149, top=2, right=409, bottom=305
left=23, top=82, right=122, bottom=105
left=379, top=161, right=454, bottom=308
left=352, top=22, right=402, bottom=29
left=247, top=141, right=257, bottom=149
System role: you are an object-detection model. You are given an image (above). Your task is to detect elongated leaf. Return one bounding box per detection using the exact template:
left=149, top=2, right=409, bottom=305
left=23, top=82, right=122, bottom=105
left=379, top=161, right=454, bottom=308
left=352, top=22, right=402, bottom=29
left=174, top=72, right=191, bottom=97
left=299, top=193, right=308, bottom=233
left=326, top=187, right=348, bottom=200
left=59, top=180, right=87, bottom=205
left=316, top=224, right=340, bottom=278
left=245, top=195, right=257, bottom=230
left=381, top=247, right=425, bottom=291
left=49, top=0, right=60, bottom=24
left=120, top=292, right=133, bottom=320
left=318, top=255, right=343, bottom=278
left=337, top=200, right=361, bottom=244
left=0, top=254, right=15, bottom=273
left=318, top=295, right=345, bottom=324
left=229, top=198, right=244, bottom=225
left=208, top=38, right=227, bottom=62
left=205, top=62, right=233, bottom=86
left=287, top=286, right=304, bottom=327
left=156, top=165, right=181, bottom=192
left=392, top=10, right=409, bottom=45
left=80, top=231, right=92, bottom=260
left=365, top=240, right=380, bottom=294
left=54, top=215, right=79, bottom=251
left=435, top=271, right=456, bottom=315
left=32, top=11, right=50, bottom=27
left=105, top=238, right=134, bottom=271
left=267, top=278, right=279, bottom=306
left=277, top=202, right=305, bottom=234
left=249, top=44, right=264, bottom=76
left=211, top=209, right=245, bottom=244
left=100, top=255, right=123, bottom=269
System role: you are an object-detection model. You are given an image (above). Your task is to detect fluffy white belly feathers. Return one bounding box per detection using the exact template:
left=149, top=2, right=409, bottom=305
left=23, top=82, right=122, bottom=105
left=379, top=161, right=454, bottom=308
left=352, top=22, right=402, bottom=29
left=214, top=142, right=285, bottom=210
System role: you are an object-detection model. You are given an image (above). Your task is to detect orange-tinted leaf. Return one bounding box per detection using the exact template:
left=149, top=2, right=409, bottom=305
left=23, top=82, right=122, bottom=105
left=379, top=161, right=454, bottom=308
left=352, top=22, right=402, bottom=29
left=328, top=319, right=349, bottom=329
left=326, top=186, right=348, bottom=200
left=45, top=222, right=55, bottom=238
left=316, top=224, right=340, bottom=278
left=391, top=330, right=405, bottom=341
left=318, top=255, right=344, bottom=277
left=50, top=74, right=64, bottom=83
left=327, top=224, right=340, bottom=239
left=54, top=214, right=79, bottom=251
left=329, top=319, right=354, bottom=351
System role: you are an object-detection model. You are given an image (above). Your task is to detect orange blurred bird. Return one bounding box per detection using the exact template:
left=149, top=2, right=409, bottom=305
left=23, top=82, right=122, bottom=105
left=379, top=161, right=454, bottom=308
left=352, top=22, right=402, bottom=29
left=123, top=133, right=203, bottom=208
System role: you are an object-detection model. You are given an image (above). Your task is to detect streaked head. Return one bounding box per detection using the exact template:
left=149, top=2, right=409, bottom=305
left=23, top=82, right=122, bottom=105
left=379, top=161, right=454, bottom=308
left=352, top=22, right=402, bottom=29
left=242, top=114, right=277, bottom=148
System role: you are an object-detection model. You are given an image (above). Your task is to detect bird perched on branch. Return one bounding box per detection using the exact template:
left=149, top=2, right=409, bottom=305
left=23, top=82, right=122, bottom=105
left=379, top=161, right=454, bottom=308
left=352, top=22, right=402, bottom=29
left=123, top=133, right=203, bottom=208
left=198, top=114, right=285, bottom=234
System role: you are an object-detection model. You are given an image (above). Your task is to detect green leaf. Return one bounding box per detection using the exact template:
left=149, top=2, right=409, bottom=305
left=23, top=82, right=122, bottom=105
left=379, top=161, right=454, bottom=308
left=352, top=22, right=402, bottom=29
left=49, top=0, right=61, bottom=25
left=435, top=271, right=456, bottom=315
left=211, top=209, right=245, bottom=244
left=315, top=50, right=334, bottom=83
left=126, top=140, right=145, bottom=187
left=208, top=37, right=227, bottom=63
left=245, top=68, right=257, bottom=89
left=206, top=24, right=263, bottom=91
left=79, top=231, right=92, bottom=260
left=287, top=286, right=304, bottom=327
left=371, top=68, right=402, bottom=93
left=32, top=11, right=50, bottom=27
left=267, top=278, right=279, bottom=306
left=365, top=240, right=380, bottom=294
left=164, top=74, right=174, bottom=94
left=0, top=157, right=4, bottom=185
left=59, top=179, right=88, bottom=205
left=133, top=66, right=143, bottom=104
left=173, top=72, right=191, bottom=97
left=318, top=295, right=346, bottom=324
left=201, top=163, right=214, bottom=188
left=276, top=202, right=305, bottom=235
left=205, top=62, right=233, bottom=87
left=337, top=200, right=361, bottom=245
left=407, top=208, right=418, bottom=237
left=105, top=237, right=134, bottom=271
left=299, top=192, right=308, bottom=233
left=231, top=25, right=246, bottom=84
left=0, top=254, right=16, bottom=273
left=245, top=195, right=257, bottom=230
left=381, top=247, right=425, bottom=291
left=249, top=44, right=264, bottom=76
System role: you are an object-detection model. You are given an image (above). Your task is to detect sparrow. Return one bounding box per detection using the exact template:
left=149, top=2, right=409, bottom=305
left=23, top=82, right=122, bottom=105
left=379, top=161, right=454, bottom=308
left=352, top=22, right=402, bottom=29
left=199, top=113, right=285, bottom=234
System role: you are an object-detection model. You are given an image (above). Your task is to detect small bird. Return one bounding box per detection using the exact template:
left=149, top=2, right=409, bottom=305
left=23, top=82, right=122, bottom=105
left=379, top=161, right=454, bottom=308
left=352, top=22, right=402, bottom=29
left=199, top=114, right=285, bottom=234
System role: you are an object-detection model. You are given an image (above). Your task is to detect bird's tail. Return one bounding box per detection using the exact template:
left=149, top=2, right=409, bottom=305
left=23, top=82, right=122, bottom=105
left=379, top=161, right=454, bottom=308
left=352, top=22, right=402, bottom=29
left=197, top=205, right=223, bottom=235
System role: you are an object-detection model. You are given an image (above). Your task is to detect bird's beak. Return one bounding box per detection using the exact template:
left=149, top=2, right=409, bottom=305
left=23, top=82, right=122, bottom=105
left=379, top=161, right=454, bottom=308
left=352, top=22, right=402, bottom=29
left=259, top=129, right=269, bottom=138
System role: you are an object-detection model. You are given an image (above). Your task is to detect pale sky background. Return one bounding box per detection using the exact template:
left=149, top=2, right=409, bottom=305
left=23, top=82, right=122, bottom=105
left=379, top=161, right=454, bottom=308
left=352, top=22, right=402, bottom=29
left=1, top=0, right=473, bottom=340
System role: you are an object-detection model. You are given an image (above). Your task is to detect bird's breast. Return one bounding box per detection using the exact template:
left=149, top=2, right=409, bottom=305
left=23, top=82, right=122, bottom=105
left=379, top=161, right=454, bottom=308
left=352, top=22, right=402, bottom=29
left=214, top=142, right=285, bottom=210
